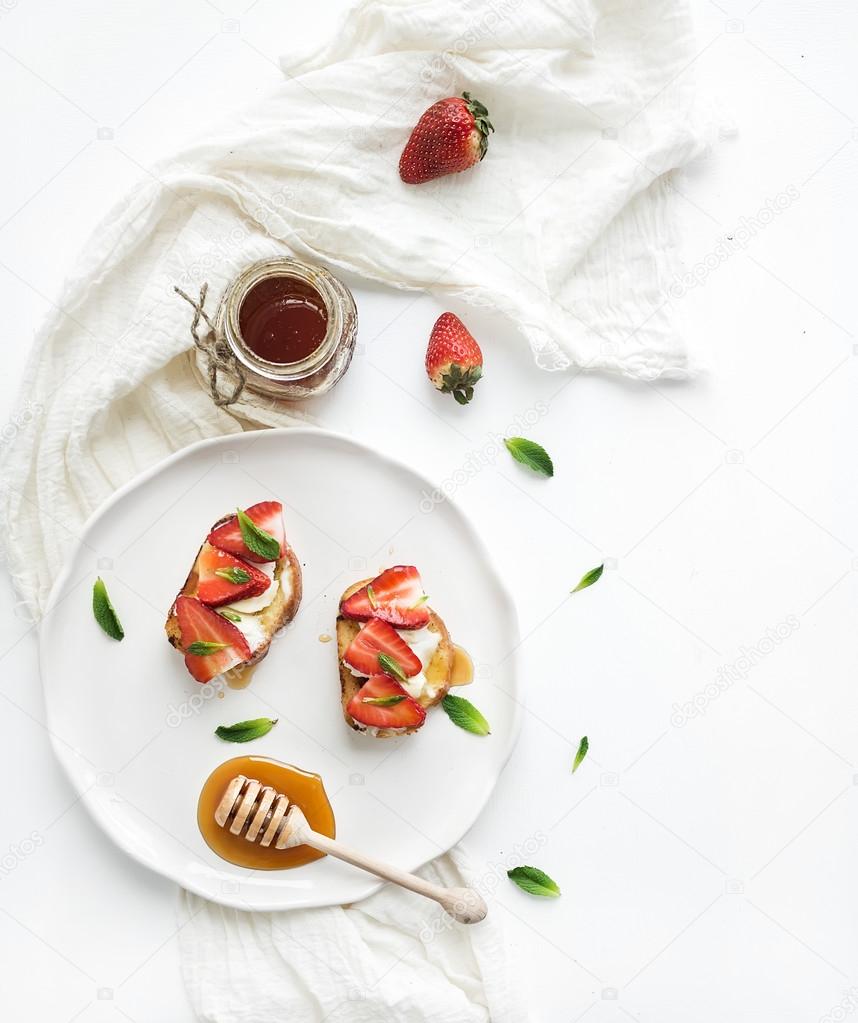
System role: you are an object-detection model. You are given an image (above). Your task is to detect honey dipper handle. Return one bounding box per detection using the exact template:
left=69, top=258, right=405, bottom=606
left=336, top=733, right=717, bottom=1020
left=303, top=829, right=488, bottom=924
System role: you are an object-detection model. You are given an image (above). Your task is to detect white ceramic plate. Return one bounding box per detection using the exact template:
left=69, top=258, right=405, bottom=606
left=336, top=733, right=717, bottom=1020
left=40, top=428, right=520, bottom=910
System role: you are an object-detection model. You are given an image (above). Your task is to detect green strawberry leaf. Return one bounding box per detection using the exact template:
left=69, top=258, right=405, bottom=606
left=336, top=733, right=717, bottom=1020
left=186, top=640, right=229, bottom=656
left=215, top=566, right=252, bottom=585
left=362, top=695, right=406, bottom=706
left=218, top=609, right=242, bottom=622
left=572, top=736, right=589, bottom=773
left=572, top=564, right=604, bottom=593
left=237, top=507, right=280, bottom=561
left=215, top=718, right=278, bottom=743
left=507, top=865, right=561, bottom=898
left=92, top=577, right=124, bottom=641
left=377, top=652, right=406, bottom=683
left=504, top=437, right=554, bottom=478
left=441, top=694, right=490, bottom=736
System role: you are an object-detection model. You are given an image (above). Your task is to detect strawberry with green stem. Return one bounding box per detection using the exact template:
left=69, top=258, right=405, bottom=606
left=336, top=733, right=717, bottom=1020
left=426, top=312, right=483, bottom=405
left=399, top=92, right=494, bottom=185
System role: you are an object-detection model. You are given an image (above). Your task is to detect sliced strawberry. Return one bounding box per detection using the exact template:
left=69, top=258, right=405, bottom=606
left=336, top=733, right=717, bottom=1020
left=340, top=566, right=430, bottom=629
left=347, top=674, right=427, bottom=731
left=344, top=618, right=423, bottom=679
left=195, top=544, right=271, bottom=608
left=175, top=595, right=251, bottom=684
left=207, top=501, right=286, bottom=564
left=339, top=586, right=374, bottom=621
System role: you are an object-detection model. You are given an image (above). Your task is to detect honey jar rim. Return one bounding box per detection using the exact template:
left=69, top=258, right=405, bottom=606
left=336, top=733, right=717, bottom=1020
left=219, top=257, right=356, bottom=383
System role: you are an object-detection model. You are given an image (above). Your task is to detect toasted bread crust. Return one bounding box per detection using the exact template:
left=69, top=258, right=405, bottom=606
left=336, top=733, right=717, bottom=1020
left=165, top=514, right=302, bottom=673
left=336, top=578, right=453, bottom=737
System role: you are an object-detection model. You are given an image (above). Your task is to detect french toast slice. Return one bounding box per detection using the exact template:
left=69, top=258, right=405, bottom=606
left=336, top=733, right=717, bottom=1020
left=165, top=512, right=302, bottom=678
left=337, top=577, right=453, bottom=737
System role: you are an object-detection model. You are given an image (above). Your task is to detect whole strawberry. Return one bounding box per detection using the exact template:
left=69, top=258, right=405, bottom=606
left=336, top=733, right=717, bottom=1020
left=399, top=92, right=494, bottom=185
left=425, top=313, right=483, bottom=405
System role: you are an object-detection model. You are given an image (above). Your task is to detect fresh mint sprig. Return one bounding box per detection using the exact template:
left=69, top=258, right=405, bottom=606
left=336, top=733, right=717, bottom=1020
left=504, top=437, right=553, bottom=477
left=215, top=718, right=278, bottom=743
left=237, top=508, right=280, bottom=561
left=92, top=578, right=124, bottom=641
left=507, top=865, right=561, bottom=898
left=572, top=564, right=603, bottom=593
left=572, top=736, right=589, bottom=773
left=441, top=694, right=490, bottom=736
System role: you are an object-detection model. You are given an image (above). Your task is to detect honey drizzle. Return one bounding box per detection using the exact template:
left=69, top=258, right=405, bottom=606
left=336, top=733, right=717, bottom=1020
left=225, top=661, right=258, bottom=690
left=198, top=756, right=335, bottom=869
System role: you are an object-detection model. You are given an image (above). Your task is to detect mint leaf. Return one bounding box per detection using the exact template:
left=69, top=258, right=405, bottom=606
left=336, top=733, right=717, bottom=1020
left=218, top=609, right=242, bottom=622
left=362, top=695, right=406, bottom=706
left=237, top=507, right=280, bottom=561
left=507, top=865, right=561, bottom=898
left=572, top=564, right=603, bottom=593
left=92, top=577, right=124, bottom=641
left=572, top=735, right=589, bottom=773
left=215, top=717, right=278, bottom=743
left=215, top=566, right=252, bottom=585
left=377, top=652, right=406, bottom=683
left=504, top=437, right=553, bottom=477
left=186, top=640, right=228, bottom=656
left=441, top=694, right=490, bottom=736
left=366, top=584, right=378, bottom=609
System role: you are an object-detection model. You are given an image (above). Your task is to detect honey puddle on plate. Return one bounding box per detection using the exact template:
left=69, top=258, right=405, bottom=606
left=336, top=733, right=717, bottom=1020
left=449, top=644, right=474, bottom=687
left=225, top=661, right=258, bottom=690
left=198, top=756, right=335, bottom=870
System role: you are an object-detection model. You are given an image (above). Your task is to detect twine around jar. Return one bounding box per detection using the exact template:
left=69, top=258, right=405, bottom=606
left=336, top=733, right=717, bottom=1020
left=174, top=283, right=246, bottom=407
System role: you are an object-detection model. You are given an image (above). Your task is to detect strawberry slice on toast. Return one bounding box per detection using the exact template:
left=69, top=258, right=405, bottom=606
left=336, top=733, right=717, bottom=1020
left=207, top=501, right=286, bottom=564
left=343, top=618, right=422, bottom=679
left=175, top=595, right=252, bottom=684
left=340, top=565, right=430, bottom=629
left=195, top=544, right=271, bottom=608
left=346, top=674, right=427, bottom=732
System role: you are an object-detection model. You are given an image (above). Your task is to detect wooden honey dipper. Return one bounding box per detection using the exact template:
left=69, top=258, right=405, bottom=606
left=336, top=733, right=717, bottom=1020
left=216, top=775, right=488, bottom=924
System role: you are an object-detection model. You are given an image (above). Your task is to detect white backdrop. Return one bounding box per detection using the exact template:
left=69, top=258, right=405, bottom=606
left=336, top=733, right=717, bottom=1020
left=1, top=1, right=856, bottom=1021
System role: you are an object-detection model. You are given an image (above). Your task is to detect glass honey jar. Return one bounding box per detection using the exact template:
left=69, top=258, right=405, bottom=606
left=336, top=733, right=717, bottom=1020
left=217, top=257, right=358, bottom=400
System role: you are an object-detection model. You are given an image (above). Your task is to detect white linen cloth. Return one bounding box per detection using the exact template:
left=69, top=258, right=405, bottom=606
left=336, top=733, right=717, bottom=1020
left=178, top=847, right=527, bottom=1022
left=1, top=0, right=711, bottom=1018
